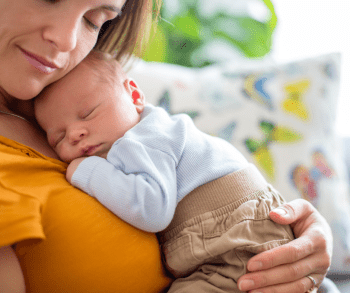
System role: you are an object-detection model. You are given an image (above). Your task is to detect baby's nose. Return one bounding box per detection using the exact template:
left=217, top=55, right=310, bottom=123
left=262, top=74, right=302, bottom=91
left=69, top=128, right=87, bottom=145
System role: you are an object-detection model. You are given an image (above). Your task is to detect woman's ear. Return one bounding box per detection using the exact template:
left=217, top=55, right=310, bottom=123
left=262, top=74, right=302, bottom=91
left=124, top=79, right=146, bottom=114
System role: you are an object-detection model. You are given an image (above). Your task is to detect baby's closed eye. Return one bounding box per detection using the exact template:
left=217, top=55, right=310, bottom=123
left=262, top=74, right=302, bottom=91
left=80, top=104, right=100, bottom=120
left=49, top=132, right=65, bottom=148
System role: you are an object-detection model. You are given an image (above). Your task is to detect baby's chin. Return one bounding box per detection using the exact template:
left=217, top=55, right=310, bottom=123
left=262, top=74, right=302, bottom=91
left=61, top=156, right=76, bottom=164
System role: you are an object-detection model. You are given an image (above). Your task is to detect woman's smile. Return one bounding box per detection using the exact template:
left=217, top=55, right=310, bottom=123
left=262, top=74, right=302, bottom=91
left=19, top=47, right=60, bottom=74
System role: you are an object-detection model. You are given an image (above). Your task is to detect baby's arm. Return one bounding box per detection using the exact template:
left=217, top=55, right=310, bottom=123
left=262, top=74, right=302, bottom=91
left=69, top=138, right=178, bottom=233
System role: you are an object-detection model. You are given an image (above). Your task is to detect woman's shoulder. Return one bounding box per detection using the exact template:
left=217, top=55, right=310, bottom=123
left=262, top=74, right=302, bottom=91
left=0, top=134, right=67, bottom=248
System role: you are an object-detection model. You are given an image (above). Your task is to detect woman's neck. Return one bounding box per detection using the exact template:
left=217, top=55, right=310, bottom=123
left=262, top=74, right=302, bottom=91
left=0, top=87, right=36, bottom=121
left=0, top=86, right=59, bottom=159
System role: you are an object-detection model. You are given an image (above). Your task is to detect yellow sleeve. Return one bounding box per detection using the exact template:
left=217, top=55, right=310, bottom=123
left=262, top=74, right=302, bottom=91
left=0, top=139, right=49, bottom=246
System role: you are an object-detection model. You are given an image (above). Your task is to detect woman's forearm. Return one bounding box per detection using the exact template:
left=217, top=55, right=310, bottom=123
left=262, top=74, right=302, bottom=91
left=0, top=246, right=26, bottom=293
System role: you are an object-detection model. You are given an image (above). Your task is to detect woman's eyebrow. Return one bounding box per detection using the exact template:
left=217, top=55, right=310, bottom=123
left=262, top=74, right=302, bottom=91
left=101, top=5, right=122, bottom=15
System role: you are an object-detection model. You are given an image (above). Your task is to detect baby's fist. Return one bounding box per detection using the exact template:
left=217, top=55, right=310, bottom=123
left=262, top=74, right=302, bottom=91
left=66, top=157, right=86, bottom=183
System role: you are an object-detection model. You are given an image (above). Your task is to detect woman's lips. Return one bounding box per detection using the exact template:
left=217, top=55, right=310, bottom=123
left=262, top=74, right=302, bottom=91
left=20, top=48, right=58, bottom=74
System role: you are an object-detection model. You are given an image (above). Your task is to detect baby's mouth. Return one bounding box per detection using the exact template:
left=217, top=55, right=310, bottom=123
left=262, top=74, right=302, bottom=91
left=83, top=144, right=102, bottom=156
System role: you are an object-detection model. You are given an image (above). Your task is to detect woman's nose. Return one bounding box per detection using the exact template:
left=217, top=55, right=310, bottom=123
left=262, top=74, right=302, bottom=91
left=68, top=128, right=88, bottom=145
left=42, top=16, right=79, bottom=52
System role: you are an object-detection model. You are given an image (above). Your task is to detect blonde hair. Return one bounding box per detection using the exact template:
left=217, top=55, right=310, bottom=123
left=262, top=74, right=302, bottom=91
left=95, top=0, right=162, bottom=65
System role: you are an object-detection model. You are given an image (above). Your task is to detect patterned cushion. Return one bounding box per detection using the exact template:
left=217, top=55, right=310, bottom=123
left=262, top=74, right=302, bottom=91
left=129, top=53, right=350, bottom=273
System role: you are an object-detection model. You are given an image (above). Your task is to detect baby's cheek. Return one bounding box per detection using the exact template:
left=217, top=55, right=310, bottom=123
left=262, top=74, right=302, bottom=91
left=57, top=145, right=71, bottom=163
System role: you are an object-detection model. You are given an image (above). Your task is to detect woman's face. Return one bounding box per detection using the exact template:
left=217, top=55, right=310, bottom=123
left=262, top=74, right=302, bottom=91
left=0, top=0, right=125, bottom=100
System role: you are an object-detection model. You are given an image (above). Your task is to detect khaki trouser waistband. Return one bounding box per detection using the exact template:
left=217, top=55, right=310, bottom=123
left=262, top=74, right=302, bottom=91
left=162, top=164, right=269, bottom=235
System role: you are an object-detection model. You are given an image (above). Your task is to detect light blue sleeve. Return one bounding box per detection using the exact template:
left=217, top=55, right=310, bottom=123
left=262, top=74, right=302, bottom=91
left=71, top=138, right=178, bottom=233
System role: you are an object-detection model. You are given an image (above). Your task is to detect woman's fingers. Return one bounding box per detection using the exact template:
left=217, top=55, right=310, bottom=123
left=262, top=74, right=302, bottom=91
left=269, top=198, right=315, bottom=225
left=246, top=236, right=316, bottom=271
left=247, top=275, right=320, bottom=293
left=237, top=199, right=333, bottom=292
left=238, top=254, right=327, bottom=291
left=269, top=199, right=332, bottom=243
left=246, top=229, right=331, bottom=273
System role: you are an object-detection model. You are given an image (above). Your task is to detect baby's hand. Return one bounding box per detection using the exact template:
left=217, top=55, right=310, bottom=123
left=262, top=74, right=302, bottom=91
left=66, top=157, right=86, bottom=183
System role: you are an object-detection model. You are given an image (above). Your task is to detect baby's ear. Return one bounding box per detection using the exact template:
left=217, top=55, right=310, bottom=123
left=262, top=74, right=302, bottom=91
left=124, top=79, right=145, bottom=114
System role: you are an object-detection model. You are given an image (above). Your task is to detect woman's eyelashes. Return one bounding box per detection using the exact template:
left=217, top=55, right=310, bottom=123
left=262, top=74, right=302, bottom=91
left=84, top=10, right=111, bottom=32
left=39, top=0, right=110, bottom=32
left=84, top=17, right=99, bottom=31
left=84, top=9, right=119, bottom=32
left=41, top=0, right=59, bottom=3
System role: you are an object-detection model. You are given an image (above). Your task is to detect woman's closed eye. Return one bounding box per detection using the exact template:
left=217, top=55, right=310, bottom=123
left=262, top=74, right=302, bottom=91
left=84, top=17, right=99, bottom=31
left=39, top=0, right=119, bottom=32
left=83, top=9, right=119, bottom=32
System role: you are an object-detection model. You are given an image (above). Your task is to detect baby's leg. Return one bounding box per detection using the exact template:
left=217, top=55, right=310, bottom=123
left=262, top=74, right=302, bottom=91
left=160, top=166, right=294, bottom=292
left=162, top=188, right=294, bottom=292
left=167, top=253, right=254, bottom=293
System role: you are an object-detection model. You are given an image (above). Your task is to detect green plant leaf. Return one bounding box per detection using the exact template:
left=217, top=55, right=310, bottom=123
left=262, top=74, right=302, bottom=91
left=143, top=0, right=278, bottom=67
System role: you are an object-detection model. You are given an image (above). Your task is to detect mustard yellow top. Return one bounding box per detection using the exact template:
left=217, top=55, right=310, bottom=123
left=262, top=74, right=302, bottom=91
left=0, top=136, right=171, bottom=293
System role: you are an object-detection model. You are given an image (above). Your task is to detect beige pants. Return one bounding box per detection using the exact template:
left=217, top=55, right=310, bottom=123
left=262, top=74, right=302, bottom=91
left=158, top=165, right=294, bottom=293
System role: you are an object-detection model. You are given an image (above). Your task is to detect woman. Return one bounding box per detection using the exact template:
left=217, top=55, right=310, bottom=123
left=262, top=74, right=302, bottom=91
left=0, top=0, right=332, bottom=292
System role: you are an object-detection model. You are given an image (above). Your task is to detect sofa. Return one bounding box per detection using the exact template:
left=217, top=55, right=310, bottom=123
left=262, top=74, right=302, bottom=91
left=128, top=53, right=350, bottom=292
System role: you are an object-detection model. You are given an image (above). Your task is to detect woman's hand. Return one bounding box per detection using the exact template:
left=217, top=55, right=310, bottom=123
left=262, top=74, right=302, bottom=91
left=237, top=199, right=332, bottom=293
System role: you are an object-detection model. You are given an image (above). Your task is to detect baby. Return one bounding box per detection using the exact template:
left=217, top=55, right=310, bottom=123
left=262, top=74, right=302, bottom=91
left=35, top=50, right=294, bottom=292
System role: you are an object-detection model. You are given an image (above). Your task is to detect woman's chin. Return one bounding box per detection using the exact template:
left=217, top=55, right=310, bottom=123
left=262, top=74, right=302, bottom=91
left=7, top=82, right=45, bottom=101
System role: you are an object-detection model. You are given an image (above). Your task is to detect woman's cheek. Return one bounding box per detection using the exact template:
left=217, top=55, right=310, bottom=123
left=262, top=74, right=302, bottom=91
left=56, top=35, right=96, bottom=83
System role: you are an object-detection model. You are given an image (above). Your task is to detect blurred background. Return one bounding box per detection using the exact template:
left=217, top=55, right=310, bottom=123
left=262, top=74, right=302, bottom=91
left=141, top=0, right=349, bottom=136
left=272, top=0, right=349, bottom=137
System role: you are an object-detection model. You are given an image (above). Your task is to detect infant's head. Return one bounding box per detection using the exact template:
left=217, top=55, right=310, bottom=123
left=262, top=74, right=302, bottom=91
left=35, top=50, right=145, bottom=163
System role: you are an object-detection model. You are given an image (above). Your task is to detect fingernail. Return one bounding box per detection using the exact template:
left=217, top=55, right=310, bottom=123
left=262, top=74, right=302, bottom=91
left=248, top=261, right=262, bottom=271
left=238, top=279, right=255, bottom=291
left=273, top=208, right=287, bottom=216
